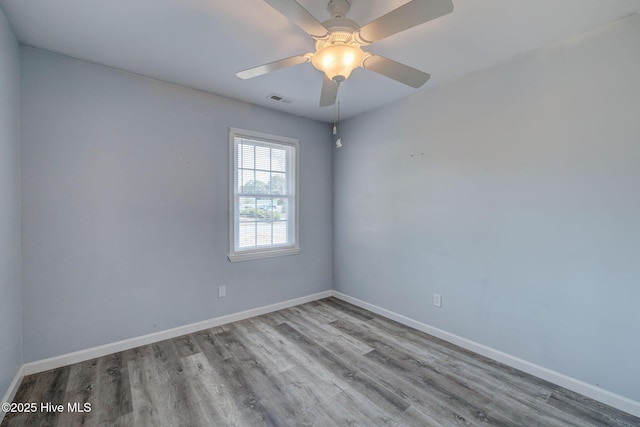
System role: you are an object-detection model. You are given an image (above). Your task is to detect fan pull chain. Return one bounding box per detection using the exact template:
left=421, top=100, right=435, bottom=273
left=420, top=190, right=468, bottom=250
left=334, top=100, right=342, bottom=148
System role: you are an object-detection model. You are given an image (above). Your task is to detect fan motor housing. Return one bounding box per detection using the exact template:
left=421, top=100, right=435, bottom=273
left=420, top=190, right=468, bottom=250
left=322, top=17, right=359, bottom=34
left=327, top=0, right=351, bottom=19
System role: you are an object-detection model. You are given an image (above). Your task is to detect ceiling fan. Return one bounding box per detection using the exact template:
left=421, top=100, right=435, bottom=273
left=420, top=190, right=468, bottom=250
left=236, top=0, right=454, bottom=107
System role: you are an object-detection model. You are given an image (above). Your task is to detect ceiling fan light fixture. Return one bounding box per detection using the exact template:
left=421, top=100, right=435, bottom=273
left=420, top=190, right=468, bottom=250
left=311, top=42, right=364, bottom=82
left=239, top=0, right=454, bottom=107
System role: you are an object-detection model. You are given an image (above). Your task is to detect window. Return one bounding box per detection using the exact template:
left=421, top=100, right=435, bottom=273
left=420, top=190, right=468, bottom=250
left=228, top=128, right=299, bottom=262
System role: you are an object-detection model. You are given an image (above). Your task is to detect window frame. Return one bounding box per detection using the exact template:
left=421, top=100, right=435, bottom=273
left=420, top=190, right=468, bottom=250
left=228, top=127, right=300, bottom=262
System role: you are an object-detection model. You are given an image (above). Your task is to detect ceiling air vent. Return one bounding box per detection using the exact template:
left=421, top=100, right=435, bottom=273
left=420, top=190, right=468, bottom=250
left=268, top=93, right=293, bottom=104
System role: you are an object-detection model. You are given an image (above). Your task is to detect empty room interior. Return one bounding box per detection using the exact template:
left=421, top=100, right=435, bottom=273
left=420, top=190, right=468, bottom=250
left=1, top=0, right=640, bottom=425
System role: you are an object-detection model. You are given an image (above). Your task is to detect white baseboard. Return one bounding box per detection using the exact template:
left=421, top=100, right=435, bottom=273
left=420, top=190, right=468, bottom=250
left=0, top=364, right=25, bottom=423
left=23, top=290, right=332, bottom=376
left=331, top=290, right=640, bottom=418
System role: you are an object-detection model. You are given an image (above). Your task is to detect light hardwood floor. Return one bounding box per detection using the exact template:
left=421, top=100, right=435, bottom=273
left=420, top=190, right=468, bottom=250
left=2, top=297, right=639, bottom=426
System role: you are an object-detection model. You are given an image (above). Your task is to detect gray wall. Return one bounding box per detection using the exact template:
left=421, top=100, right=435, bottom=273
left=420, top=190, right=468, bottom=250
left=0, top=7, right=22, bottom=397
left=21, top=48, right=333, bottom=362
left=334, top=15, right=640, bottom=402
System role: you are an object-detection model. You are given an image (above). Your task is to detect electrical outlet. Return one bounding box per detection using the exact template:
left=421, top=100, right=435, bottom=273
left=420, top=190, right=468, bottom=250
left=218, top=285, right=226, bottom=298
left=433, top=293, right=442, bottom=308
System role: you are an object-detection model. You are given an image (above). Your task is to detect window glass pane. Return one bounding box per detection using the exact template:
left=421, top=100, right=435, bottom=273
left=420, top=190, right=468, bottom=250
left=256, top=199, right=279, bottom=221
left=273, top=222, right=288, bottom=245
left=272, top=148, right=286, bottom=172
left=241, top=144, right=254, bottom=169
left=270, top=172, right=286, bottom=195
left=275, top=198, right=287, bottom=221
left=256, top=222, right=273, bottom=246
left=255, top=146, right=271, bottom=170
left=240, top=170, right=255, bottom=193
left=239, top=197, right=256, bottom=220
left=239, top=223, right=256, bottom=248
left=255, top=171, right=270, bottom=194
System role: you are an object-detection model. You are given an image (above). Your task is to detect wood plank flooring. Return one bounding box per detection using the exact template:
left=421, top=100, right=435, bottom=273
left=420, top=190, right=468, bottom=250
left=3, top=297, right=639, bottom=426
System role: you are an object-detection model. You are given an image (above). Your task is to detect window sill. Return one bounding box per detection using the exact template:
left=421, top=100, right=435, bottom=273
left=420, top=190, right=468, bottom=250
left=227, top=247, right=300, bottom=263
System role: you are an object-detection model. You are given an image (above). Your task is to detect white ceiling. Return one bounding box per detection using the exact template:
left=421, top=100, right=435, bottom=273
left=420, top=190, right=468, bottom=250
left=2, top=0, right=639, bottom=122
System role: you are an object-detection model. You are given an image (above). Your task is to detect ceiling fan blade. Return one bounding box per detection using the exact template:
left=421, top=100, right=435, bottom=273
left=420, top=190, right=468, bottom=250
left=236, top=55, right=310, bottom=79
left=356, top=0, right=453, bottom=44
left=363, top=54, right=430, bottom=88
left=263, top=0, right=328, bottom=39
left=319, top=76, right=339, bottom=107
